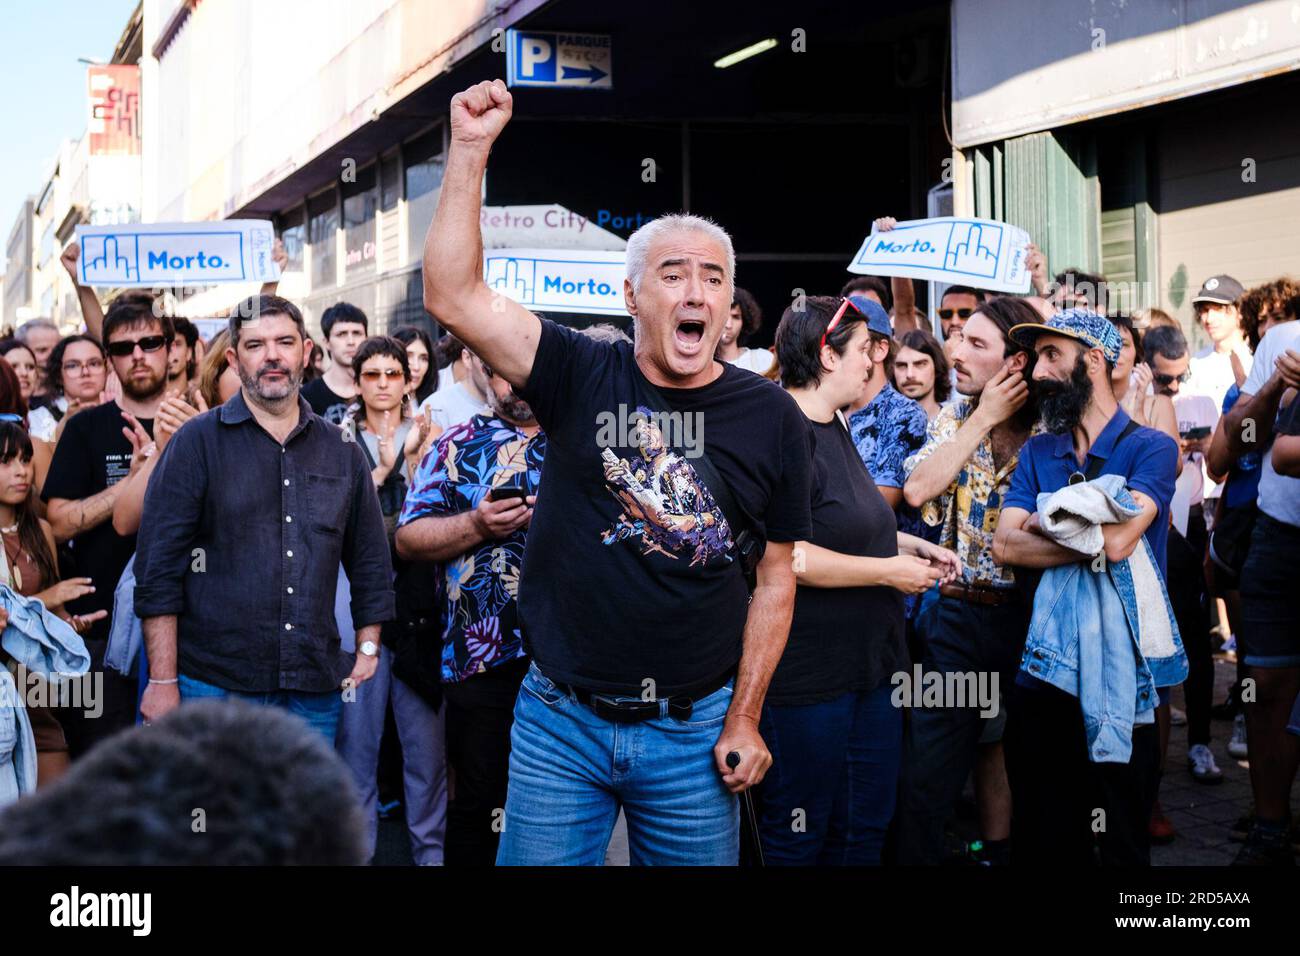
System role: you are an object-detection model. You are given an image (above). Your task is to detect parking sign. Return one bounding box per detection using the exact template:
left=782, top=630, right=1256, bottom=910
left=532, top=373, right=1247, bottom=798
left=506, top=30, right=613, bottom=89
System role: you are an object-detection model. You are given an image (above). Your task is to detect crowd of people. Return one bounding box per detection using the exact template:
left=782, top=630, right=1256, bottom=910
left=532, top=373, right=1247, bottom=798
left=0, top=78, right=1297, bottom=867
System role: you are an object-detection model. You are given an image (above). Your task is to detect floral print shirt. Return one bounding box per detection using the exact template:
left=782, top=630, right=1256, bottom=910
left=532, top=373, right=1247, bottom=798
left=903, top=398, right=1042, bottom=588
left=397, top=414, right=547, bottom=683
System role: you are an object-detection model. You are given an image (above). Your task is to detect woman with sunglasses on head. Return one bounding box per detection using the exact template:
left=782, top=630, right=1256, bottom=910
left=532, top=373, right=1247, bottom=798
left=0, top=420, right=104, bottom=790
left=754, top=295, right=960, bottom=866
left=28, top=336, right=110, bottom=445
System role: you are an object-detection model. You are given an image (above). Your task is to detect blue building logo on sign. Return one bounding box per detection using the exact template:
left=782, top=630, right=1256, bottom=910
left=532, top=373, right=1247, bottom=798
left=506, top=30, right=613, bottom=89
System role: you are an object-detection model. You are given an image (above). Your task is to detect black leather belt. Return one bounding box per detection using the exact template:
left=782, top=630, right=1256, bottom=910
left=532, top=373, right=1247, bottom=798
left=561, top=668, right=734, bottom=724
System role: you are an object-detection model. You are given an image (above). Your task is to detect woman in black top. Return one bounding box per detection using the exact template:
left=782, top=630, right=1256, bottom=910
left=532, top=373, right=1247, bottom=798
left=757, top=295, right=959, bottom=865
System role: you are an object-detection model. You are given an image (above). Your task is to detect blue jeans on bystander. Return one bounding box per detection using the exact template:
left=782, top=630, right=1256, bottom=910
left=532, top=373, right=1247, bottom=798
left=177, top=674, right=343, bottom=743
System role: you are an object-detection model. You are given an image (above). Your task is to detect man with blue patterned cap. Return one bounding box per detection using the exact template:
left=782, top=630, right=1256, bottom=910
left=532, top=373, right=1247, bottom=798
left=993, top=307, right=1179, bottom=866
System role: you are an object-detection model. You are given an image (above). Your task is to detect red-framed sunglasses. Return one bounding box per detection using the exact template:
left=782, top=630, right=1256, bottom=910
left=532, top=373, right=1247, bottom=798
left=820, top=297, right=864, bottom=352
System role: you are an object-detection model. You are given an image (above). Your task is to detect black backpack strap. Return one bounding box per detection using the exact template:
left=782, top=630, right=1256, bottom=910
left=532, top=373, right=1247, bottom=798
left=1082, top=418, right=1142, bottom=481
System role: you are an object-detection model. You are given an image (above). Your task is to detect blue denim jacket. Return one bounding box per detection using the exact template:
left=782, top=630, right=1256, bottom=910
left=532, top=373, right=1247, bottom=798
left=0, top=583, right=91, bottom=806
left=1020, top=475, right=1187, bottom=763
left=105, top=554, right=142, bottom=678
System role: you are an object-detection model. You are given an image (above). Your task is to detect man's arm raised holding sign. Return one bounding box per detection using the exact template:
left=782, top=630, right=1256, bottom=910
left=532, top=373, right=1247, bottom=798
left=422, top=79, right=541, bottom=388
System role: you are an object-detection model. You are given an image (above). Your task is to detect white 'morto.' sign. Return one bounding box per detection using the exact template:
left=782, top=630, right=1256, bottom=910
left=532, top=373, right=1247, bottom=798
left=848, top=216, right=1032, bottom=294
left=75, top=220, right=280, bottom=287
left=485, top=248, right=625, bottom=316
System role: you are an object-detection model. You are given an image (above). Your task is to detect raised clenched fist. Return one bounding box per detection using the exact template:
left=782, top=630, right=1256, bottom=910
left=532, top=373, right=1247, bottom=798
left=449, top=79, right=513, bottom=153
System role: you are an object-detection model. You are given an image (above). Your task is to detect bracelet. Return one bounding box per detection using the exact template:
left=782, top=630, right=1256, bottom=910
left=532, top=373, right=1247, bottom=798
left=148, top=677, right=179, bottom=685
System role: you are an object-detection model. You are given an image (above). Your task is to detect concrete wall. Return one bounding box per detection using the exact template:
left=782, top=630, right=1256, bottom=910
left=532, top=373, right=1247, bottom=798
left=143, top=0, right=546, bottom=223
left=952, top=0, right=1300, bottom=147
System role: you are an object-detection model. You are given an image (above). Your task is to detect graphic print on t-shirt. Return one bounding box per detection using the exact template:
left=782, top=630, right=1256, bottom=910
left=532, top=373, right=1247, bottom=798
left=598, top=405, right=733, bottom=567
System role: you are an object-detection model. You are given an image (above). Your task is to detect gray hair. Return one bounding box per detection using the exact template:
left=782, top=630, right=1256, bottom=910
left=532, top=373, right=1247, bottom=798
left=624, top=214, right=736, bottom=298
left=16, top=317, right=59, bottom=342
left=1143, top=324, right=1188, bottom=361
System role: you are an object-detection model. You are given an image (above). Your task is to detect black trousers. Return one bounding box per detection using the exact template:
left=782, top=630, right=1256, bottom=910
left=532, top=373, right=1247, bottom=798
left=1171, top=518, right=1213, bottom=746
left=55, top=634, right=139, bottom=760
left=1004, top=678, right=1160, bottom=866
left=442, top=657, right=528, bottom=866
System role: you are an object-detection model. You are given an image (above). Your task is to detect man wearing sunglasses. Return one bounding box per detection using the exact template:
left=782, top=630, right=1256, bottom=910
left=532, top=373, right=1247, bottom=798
left=42, top=292, right=175, bottom=758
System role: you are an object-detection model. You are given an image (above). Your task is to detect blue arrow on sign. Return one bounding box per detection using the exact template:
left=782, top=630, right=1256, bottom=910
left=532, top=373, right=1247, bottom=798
left=561, top=64, right=608, bottom=83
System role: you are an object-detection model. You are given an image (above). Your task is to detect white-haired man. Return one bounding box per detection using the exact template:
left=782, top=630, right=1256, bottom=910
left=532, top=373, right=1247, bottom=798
left=421, top=80, right=812, bottom=866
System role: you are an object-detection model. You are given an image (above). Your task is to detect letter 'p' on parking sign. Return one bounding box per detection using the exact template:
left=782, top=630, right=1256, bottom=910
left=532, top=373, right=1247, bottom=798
left=519, top=36, right=554, bottom=81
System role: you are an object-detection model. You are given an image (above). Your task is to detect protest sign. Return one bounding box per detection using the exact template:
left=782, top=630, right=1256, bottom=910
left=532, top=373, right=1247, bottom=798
left=848, top=217, right=1032, bottom=294
left=484, top=248, right=626, bottom=316
left=75, top=220, right=280, bottom=287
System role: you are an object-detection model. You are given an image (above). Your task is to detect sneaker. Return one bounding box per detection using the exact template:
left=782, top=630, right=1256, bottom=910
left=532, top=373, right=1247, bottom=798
left=1149, top=801, right=1177, bottom=844
left=1188, top=743, right=1224, bottom=784
left=1230, top=810, right=1252, bottom=842
left=1170, top=706, right=1187, bottom=727
left=1232, top=824, right=1296, bottom=865
left=1211, top=691, right=1240, bottom=721
left=1227, top=713, right=1248, bottom=760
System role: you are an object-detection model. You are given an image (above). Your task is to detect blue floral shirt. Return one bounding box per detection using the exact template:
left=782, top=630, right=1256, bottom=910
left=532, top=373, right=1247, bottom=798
left=849, top=384, right=929, bottom=491
left=397, top=414, right=547, bottom=683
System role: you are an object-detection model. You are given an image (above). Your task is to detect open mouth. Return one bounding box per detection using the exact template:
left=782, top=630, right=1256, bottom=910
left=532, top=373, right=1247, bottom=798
left=674, top=319, right=706, bottom=351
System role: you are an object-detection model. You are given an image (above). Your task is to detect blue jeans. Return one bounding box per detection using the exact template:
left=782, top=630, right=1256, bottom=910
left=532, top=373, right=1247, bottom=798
left=495, top=663, right=739, bottom=865
left=178, top=674, right=343, bottom=743
left=755, top=686, right=901, bottom=865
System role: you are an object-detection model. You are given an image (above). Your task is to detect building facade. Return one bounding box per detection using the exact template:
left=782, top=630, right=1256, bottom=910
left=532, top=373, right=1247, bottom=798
left=141, top=0, right=955, bottom=341
left=950, top=0, right=1300, bottom=344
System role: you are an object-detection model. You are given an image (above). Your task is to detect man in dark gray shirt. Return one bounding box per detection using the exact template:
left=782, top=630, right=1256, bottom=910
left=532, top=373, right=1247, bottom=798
left=134, top=295, right=394, bottom=740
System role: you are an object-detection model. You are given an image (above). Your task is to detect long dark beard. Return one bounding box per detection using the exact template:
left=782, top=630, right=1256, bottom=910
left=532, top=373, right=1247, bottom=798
left=1037, top=356, right=1093, bottom=434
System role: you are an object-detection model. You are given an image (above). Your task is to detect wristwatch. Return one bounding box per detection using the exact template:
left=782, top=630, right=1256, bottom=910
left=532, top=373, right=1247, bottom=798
left=358, top=640, right=379, bottom=658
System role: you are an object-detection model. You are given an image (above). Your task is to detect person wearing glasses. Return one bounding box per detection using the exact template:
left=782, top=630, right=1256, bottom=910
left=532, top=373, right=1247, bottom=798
left=41, top=293, right=174, bottom=757
left=334, top=335, right=446, bottom=865
left=27, top=336, right=109, bottom=445
left=1143, top=325, right=1192, bottom=398
left=757, top=295, right=955, bottom=865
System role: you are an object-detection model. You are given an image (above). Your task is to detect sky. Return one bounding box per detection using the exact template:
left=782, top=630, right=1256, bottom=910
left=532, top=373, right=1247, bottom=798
left=0, top=0, right=140, bottom=267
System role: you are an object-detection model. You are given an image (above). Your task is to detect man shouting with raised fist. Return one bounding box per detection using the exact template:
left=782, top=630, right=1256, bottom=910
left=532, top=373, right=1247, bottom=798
left=420, top=79, right=811, bottom=865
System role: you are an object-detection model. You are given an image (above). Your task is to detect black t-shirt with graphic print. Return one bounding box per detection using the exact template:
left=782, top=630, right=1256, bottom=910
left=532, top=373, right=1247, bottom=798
left=41, top=400, right=154, bottom=643
left=301, top=377, right=352, bottom=424
left=516, top=318, right=813, bottom=697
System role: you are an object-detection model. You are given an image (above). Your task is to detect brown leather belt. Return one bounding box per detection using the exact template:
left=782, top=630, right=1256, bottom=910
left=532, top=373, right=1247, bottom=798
left=939, top=581, right=1017, bottom=606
